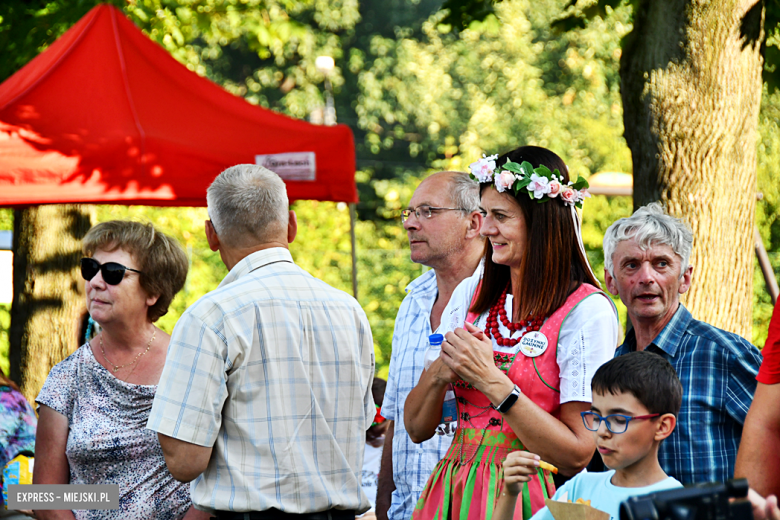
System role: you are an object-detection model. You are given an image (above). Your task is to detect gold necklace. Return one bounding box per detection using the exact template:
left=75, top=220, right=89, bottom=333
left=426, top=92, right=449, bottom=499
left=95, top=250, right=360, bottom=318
left=100, top=329, right=156, bottom=373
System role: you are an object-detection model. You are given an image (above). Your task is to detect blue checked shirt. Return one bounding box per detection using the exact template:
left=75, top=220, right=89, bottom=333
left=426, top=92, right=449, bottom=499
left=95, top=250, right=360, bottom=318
left=615, top=304, right=762, bottom=484
left=383, top=269, right=457, bottom=520
left=147, top=248, right=375, bottom=514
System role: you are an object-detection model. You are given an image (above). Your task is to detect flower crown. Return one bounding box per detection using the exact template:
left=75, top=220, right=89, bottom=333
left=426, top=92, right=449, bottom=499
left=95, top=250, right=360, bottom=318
left=469, top=154, right=591, bottom=209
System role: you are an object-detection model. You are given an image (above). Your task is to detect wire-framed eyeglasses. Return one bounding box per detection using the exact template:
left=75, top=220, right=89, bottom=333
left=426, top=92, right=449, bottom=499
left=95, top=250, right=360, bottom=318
left=401, top=205, right=467, bottom=222
left=580, top=411, right=660, bottom=434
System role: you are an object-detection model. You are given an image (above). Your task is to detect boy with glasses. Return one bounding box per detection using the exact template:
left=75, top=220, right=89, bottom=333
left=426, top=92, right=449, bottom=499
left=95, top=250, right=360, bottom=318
left=493, top=351, right=683, bottom=520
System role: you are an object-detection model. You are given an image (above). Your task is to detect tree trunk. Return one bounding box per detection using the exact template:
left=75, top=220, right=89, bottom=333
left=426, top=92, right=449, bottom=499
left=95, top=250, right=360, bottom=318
left=10, top=205, right=95, bottom=404
left=620, top=0, right=765, bottom=338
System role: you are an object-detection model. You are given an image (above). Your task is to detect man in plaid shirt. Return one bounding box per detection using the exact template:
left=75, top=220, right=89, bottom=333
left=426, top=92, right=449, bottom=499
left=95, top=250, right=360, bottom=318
left=604, top=203, right=762, bottom=484
left=376, top=171, right=484, bottom=520
left=148, top=164, right=375, bottom=519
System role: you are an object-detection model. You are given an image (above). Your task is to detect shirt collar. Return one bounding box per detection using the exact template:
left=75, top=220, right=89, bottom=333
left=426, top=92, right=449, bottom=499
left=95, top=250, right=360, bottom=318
left=405, top=269, right=438, bottom=311
left=218, top=247, right=294, bottom=289
left=623, top=304, right=692, bottom=357
left=406, top=268, right=436, bottom=292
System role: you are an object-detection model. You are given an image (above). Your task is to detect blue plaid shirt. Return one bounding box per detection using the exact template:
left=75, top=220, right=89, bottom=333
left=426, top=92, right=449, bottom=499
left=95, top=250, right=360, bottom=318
left=615, top=304, right=762, bottom=484
left=382, top=270, right=454, bottom=520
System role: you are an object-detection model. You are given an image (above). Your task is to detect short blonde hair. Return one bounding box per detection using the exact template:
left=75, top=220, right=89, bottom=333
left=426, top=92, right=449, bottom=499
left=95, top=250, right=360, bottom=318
left=82, top=221, right=188, bottom=322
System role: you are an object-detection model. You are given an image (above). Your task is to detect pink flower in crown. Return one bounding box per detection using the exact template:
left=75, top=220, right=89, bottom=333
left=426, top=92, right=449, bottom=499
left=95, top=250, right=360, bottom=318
left=528, top=174, right=551, bottom=199
left=548, top=180, right=562, bottom=198
left=560, top=186, right=577, bottom=205
left=469, top=154, right=498, bottom=183
left=494, top=171, right=516, bottom=193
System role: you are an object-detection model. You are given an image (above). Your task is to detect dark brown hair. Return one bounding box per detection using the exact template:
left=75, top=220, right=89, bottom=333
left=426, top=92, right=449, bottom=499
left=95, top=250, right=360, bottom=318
left=592, top=351, right=682, bottom=416
left=471, top=146, right=600, bottom=320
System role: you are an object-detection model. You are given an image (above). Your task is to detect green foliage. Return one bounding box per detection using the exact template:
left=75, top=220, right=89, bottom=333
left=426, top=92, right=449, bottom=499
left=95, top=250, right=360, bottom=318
left=440, top=0, right=494, bottom=31
left=0, top=0, right=360, bottom=119
left=551, top=0, right=633, bottom=32
left=0, top=0, right=123, bottom=82
left=753, top=85, right=780, bottom=347
left=356, top=0, right=632, bottom=182
left=123, top=0, right=360, bottom=118
left=552, top=0, right=780, bottom=91
left=0, top=210, right=12, bottom=232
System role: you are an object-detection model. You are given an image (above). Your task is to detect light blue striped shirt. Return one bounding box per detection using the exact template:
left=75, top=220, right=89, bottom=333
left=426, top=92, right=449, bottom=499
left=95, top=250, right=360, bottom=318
left=383, top=269, right=455, bottom=520
left=148, top=247, right=375, bottom=514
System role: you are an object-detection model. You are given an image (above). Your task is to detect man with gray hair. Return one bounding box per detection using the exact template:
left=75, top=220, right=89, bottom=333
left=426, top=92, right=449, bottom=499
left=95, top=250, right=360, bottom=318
left=148, top=164, right=375, bottom=519
left=376, top=171, right=483, bottom=520
left=603, top=202, right=762, bottom=484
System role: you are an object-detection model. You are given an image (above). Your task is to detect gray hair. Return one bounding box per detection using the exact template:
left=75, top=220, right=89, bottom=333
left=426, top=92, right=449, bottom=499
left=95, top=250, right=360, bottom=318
left=448, top=172, right=480, bottom=213
left=603, top=202, right=693, bottom=276
left=206, top=164, right=289, bottom=248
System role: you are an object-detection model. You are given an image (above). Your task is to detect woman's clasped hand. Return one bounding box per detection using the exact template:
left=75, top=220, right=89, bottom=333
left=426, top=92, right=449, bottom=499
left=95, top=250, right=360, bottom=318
left=441, top=322, right=515, bottom=403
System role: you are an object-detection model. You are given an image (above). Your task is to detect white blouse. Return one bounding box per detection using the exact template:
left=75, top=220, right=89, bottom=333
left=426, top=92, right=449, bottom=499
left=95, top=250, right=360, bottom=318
left=438, top=269, right=619, bottom=404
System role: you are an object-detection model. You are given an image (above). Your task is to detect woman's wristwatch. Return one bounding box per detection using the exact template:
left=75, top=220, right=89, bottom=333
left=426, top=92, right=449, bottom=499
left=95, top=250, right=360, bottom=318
left=492, top=384, right=521, bottom=414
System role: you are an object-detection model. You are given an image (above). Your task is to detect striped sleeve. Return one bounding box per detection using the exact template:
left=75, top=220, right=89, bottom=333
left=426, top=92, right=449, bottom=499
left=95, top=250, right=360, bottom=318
left=147, top=312, right=229, bottom=447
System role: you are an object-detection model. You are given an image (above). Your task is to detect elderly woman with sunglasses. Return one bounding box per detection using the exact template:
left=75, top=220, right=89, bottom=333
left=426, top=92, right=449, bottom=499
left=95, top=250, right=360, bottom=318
left=34, top=221, right=209, bottom=520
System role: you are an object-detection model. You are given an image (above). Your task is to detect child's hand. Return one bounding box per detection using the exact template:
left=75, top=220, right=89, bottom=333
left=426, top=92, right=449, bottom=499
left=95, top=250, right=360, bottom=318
left=502, top=451, right=541, bottom=496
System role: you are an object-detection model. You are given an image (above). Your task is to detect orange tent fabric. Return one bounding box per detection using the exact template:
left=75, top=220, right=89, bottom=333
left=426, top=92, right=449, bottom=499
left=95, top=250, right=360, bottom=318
left=0, top=4, right=357, bottom=206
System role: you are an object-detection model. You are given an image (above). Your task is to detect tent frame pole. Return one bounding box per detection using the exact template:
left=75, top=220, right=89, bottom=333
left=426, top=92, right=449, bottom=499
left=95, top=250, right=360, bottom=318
left=349, top=203, right=358, bottom=300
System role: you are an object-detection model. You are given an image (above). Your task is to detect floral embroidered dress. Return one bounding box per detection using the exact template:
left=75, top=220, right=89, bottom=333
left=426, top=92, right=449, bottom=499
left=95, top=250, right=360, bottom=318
left=412, top=278, right=617, bottom=520
left=0, top=386, right=36, bottom=508
left=36, top=344, right=191, bottom=520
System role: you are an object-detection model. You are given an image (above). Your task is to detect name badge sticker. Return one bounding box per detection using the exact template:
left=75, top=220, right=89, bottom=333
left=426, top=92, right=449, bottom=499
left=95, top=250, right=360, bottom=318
left=519, top=331, right=548, bottom=358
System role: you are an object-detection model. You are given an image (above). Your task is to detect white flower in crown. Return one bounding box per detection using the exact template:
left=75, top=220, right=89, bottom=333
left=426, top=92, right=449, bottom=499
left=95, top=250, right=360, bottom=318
left=469, top=154, right=499, bottom=183
left=576, top=188, right=591, bottom=203
left=494, top=171, right=516, bottom=193
left=528, top=173, right=551, bottom=199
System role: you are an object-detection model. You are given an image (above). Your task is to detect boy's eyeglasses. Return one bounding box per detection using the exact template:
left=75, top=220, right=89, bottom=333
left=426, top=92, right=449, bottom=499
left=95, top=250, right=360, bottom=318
left=401, top=205, right=466, bottom=222
left=81, top=258, right=144, bottom=286
left=580, top=411, right=660, bottom=434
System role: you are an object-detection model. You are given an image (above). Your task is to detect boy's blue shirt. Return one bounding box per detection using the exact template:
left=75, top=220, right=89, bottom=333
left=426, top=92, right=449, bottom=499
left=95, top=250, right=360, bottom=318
left=529, top=470, right=682, bottom=520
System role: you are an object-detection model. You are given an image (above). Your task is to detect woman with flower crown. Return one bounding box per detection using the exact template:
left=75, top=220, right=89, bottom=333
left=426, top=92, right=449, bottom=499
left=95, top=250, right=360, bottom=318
left=405, top=146, right=619, bottom=520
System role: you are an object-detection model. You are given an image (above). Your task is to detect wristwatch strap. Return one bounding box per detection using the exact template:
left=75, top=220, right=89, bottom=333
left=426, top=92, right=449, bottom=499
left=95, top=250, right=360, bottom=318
left=493, top=384, right=521, bottom=414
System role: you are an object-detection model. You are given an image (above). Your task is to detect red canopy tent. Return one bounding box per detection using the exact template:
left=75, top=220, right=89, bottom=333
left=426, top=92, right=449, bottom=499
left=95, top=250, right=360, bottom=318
left=0, top=4, right=357, bottom=206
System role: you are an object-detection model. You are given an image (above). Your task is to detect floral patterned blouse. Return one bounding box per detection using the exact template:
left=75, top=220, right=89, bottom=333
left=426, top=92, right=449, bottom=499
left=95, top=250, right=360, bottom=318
left=0, top=385, right=36, bottom=507
left=36, top=344, right=191, bottom=520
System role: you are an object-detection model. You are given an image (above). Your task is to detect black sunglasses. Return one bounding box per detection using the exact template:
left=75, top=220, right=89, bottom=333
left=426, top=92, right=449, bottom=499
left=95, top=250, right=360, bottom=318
left=80, top=258, right=144, bottom=285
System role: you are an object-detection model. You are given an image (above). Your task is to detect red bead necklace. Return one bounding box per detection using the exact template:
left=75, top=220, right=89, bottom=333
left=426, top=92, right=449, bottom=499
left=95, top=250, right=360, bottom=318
left=485, top=285, right=544, bottom=347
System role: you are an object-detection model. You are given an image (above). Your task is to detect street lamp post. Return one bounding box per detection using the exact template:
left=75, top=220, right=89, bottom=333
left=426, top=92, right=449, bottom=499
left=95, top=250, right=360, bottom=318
left=316, top=56, right=358, bottom=300
left=315, top=56, right=337, bottom=125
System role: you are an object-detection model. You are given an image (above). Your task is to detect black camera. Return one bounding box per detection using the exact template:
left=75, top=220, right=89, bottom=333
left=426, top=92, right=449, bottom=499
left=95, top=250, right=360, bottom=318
left=619, top=478, right=753, bottom=520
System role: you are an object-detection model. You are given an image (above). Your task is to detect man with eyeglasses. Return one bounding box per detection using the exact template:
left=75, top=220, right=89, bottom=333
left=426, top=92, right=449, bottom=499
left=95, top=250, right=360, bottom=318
left=376, top=171, right=483, bottom=520
left=147, top=164, right=375, bottom=519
